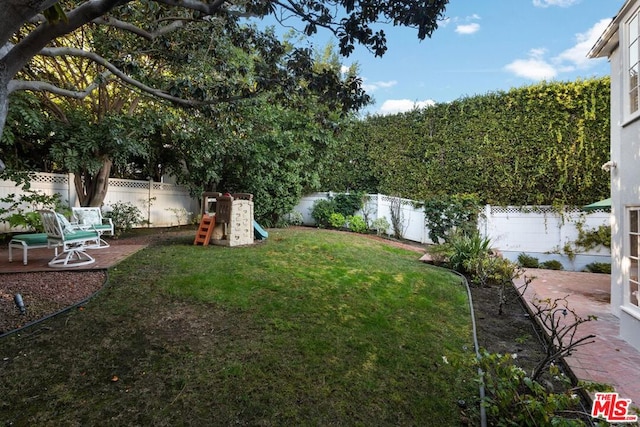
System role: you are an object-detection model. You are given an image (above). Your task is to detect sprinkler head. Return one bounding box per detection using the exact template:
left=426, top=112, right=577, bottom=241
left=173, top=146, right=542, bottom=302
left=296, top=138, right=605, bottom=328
left=14, top=293, right=26, bottom=315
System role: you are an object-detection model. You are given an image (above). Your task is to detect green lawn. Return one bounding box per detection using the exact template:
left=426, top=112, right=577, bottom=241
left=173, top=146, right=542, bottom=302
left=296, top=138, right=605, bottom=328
left=0, top=228, right=478, bottom=426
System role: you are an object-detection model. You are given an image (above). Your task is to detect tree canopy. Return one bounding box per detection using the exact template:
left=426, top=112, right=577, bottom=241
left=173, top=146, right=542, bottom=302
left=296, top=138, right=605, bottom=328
left=0, top=0, right=450, bottom=143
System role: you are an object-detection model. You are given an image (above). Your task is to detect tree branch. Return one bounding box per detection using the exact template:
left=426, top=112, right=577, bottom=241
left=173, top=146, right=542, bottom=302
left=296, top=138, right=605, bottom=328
left=91, top=17, right=187, bottom=40
left=12, top=47, right=259, bottom=106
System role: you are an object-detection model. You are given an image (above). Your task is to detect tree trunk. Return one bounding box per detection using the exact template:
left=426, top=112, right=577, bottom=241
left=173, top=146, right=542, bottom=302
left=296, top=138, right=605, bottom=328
left=74, top=158, right=112, bottom=207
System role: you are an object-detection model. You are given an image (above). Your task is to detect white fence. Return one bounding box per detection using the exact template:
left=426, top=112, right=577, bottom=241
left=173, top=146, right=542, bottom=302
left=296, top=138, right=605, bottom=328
left=294, top=192, right=611, bottom=271
left=0, top=172, right=199, bottom=232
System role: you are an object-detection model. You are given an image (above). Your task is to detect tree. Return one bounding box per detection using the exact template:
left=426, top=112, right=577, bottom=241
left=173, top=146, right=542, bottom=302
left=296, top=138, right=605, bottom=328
left=0, top=0, right=449, bottom=149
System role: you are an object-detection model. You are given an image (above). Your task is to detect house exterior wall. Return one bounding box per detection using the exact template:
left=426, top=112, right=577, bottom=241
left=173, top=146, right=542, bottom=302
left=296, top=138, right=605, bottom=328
left=592, top=0, right=640, bottom=351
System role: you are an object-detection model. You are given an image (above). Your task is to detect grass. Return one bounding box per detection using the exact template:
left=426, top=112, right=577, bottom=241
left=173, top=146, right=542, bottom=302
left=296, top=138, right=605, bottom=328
left=0, top=228, right=478, bottom=426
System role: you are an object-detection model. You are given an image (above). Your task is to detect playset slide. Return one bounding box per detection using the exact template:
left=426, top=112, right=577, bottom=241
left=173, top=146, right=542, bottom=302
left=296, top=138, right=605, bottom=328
left=253, top=220, right=268, bottom=240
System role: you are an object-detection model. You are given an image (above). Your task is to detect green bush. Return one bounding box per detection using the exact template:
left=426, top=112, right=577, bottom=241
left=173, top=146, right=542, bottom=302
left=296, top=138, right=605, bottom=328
left=370, top=216, right=390, bottom=236
left=540, top=260, right=564, bottom=270
left=478, top=351, right=603, bottom=426
left=105, top=202, right=144, bottom=236
left=517, top=253, right=540, bottom=268
left=0, top=190, right=66, bottom=232
left=328, top=212, right=346, bottom=229
left=347, top=215, right=368, bottom=233
left=422, top=193, right=482, bottom=244
left=333, top=192, right=364, bottom=217
left=448, top=232, right=492, bottom=273
left=310, top=199, right=336, bottom=228
left=283, top=210, right=304, bottom=227
left=584, top=262, right=611, bottom=274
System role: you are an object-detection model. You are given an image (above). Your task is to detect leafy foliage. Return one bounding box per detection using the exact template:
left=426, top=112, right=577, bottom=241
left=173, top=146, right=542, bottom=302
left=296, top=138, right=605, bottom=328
left=0, top=190, right=65, bottom=232
left=104, top=201, right=144, bottom=236
left=347, top=215, right=368, bottom=233
left=335, top=78, right=610, bottom=206
left=423, top=193, right=482, bottom=244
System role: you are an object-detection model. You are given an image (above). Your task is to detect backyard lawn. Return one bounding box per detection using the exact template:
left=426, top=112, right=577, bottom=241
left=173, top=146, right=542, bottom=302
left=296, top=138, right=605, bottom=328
left=0, top=228, right=478, bottom=425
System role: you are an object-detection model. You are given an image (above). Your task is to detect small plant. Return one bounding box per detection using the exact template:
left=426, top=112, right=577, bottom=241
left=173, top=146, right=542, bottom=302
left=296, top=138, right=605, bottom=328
left=584, top=262, right=611, bottom=274
left=540, top=260, right=564, bottom=270
left=517, top=252, right=540, bottom=268
left=370, top=216, right=390, bottom=236
left=165, top=207, right=191, bottom=226
left=0, top=190, right=66, bottom=232
left=105, top=201, right=144, bottom=236
left=389, top=196, right=405, bottom=239
left=283, top=210, right=304, bottom=226
left=447, top=231, right=492, bottom=273
left=310, top=198, right=336, bottom=228
left=347, top=215, right=368, bottom=233
left=478, top=350, right=609, bottom=426
left=329, top=212, right=347, bottom=229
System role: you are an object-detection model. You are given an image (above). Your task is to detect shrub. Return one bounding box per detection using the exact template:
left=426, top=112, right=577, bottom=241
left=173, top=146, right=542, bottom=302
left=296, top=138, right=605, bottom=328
left=517, top=253, right=540, bottom=268
left=422, top=193, right=482, bottom=244
left=347, top=215, right=368, bottom=233
left=333, top=192, right=364, bottom=217
left=283, top=210, right=304, bottom=227
left=328, top=212, right=346, bottom=229
left=370, top=216, right=390, bottom=236
left=478, top=351, right=605, bottom=426
left=540, top=260, right=564, bottom=270
left=105, top=202, right=144, bottom=236
left=447, top=231, right=492, bottom=273
left=0, top=190, right=66, bottom=232
left=310, top=199, right=336, bottom=228
left=584, top=262, right=611, bottom=274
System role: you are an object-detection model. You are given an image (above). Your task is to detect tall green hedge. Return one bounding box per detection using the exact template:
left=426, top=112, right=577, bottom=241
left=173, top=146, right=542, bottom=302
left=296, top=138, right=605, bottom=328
left=339, top=78, right=610, bottom=206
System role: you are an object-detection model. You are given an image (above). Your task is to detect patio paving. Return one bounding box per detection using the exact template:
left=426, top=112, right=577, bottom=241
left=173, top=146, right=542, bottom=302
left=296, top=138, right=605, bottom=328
left=0, top=239, right=147, bottom=273
left=514, top=269, right=640, bottom=411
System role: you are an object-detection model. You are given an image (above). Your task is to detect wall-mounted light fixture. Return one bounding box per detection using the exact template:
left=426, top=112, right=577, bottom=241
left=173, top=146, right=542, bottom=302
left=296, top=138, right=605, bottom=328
left=601, top=160, right=617, bottom=172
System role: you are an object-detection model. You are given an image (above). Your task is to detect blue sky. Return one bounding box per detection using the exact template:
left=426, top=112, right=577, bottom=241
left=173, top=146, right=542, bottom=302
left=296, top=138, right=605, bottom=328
left=293, top=0, right=623, bottom=115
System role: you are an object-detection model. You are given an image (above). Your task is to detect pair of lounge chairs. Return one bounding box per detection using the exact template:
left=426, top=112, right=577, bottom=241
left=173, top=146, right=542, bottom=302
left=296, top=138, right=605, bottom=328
left=8, top=207, right=114, bottom=267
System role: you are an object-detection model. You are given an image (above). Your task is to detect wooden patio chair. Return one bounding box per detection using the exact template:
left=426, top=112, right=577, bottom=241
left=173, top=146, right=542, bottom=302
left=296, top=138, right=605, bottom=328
left=39, top=209, right=102, bottom=268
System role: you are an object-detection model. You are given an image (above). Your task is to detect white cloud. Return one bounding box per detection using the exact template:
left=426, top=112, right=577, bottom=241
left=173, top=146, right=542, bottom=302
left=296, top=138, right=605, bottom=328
left=504, top=17, right=612, bottom=80
left=362, top=79, right=397, bottom=93
left=379, top=99, right=435, bottom=115
left=340, top=65, right=350, bottom=75
left=533, top=0, right=581, bottom=7
left=554, top=18, right=612, bottom=69
left=504, top=49, right=557, bottom=80
left=455, top=23, right=480, bottom=35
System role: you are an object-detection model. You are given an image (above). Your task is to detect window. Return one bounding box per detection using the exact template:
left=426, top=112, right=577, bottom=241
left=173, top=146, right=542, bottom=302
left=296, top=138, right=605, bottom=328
left=627, top=10, right=640, bottom=117
left=629, top=208, right=640, bottom=308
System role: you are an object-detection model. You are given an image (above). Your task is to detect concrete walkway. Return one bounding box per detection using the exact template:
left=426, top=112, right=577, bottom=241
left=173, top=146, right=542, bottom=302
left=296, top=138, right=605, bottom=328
left=514, top=269, right=640, bottom=411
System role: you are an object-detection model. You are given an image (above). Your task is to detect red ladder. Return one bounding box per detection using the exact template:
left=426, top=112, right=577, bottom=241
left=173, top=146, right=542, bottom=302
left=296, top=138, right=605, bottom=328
left=193, top=214, right=216, bottom=246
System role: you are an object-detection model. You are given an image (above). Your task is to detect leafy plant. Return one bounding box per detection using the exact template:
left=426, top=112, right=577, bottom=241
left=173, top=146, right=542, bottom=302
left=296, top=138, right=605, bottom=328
left=540, top=260, right=564, bottom=271
left=370, top=216, right=390, bottom=236
left=283, top=210, right=304, bottom=226
left=389, top=196, right=405, bottom=239
left=422, top=194, right=482, bottom=244
left=584, top=262, right=611, bottom=274
left=561, top=222, right=611, bottom=261
left=478, top=350, right=609, bottom=426
left=0, top=190, right=66, bottom=232
left=446, top=231, right=492, bottom=273
left=333, top=192, right=364, bottom=217
left=328, top=212, right=346, bottom=229
left=310, top=198, right=336, bottom=228
left=347, top=215, right=367, bottom=233
left=105, top=201, right=144, bottom=236
left=517, top=253, right=540, bottom=268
